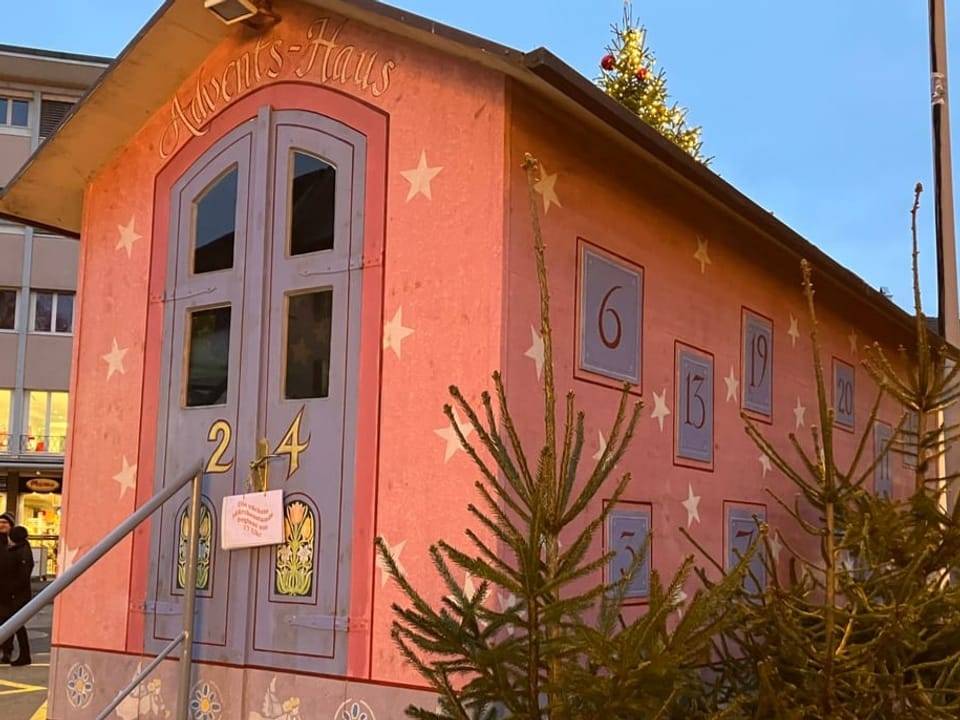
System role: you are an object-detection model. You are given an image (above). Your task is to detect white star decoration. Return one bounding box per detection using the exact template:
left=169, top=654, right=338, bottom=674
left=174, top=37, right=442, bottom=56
left=102, top=338, right=129, bottom=380
left=768, top=531, right=782, bottom=563
left=383, top=307, right=414, bottom=359
left=498, top=591, right=526, bottom=636
left=724, top=365, right=739, bottom=402
left=694, top=236, right=712, bottom=274
left=524, top=325, right=545, bottom=380
left=848, top=330, right=859, bottom=354
left=592, top=430, right=607, bottom=462
left=650, top=389, right=671, bottom=432
left=672, top=588, right=688, bottom=618
left=793, top=397, right=806, bottom=430
left=375, top=536, right=407, bottom=588
left=60, top=544, right=79, bottom=573
left=788, top=314, right=800, bottom=348
left=434, top=407, right=475, bottom=463
left=682, top=483, right=701, bottom=527
left=759, top=453, right=773, bottom=478
left=112, top=455, right=137, bottom=498
left=400, top=150, right=443, bottom=201
left=116, top=217, right=142, bottom=258
left=533, top=164, right=562, bottom=214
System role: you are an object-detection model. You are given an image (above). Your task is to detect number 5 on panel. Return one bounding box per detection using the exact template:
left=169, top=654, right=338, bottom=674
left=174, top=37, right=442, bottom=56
left=675, top=342, right=714, bottom=469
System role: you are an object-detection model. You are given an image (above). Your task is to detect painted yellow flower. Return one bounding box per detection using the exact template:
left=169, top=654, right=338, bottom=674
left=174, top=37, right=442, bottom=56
left=288, top=502, right=306, bottom=525
left=282, top=697, right=301, bottom=712
left=301, top=514, right=314, bottom=542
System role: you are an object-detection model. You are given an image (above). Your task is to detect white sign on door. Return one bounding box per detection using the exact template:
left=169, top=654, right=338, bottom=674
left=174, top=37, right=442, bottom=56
left=221, top=490, right=284, bottom=550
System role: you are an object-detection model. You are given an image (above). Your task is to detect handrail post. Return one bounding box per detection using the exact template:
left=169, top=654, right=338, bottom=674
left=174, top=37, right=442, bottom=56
left=176, top=470, right=203, bottom=720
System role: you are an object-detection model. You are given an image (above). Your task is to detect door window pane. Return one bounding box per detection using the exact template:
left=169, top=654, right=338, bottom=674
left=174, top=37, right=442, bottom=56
left=55, top=294, right=74, bottom=333
left=0, top=290, right=15, bottom=330
left=186, top=306, right=232, bottom=407
left=289, top=151, right=335, bottom=256
left=11, top=100, right=29, bottom=127
left=284, top=290, right=332, bottom=399
left=193, top=167, right=238, bottom=274
left=32, top=293, right=53, bottom=332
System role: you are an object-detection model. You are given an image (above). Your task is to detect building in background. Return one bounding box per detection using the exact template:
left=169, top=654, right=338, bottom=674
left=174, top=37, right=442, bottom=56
left=0, top=44, right=109, bottom=577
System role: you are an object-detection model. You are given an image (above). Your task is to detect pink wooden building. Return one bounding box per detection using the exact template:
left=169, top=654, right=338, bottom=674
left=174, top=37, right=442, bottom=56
left=0, top=1, right=919, bottom=717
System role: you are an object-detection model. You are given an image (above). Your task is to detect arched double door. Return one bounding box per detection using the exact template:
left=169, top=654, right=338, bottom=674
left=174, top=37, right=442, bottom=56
left=145, top=107, right=365, bottom=674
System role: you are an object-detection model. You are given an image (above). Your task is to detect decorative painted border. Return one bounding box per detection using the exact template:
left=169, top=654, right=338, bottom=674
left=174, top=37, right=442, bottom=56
left=573, top=237, right=644, bottom=396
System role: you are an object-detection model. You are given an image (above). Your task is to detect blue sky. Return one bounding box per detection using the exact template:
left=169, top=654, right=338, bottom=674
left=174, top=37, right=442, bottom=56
left=2, top=1, right=956, bottom=313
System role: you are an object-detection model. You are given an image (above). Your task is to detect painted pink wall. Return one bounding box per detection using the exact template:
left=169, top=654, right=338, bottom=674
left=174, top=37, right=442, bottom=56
left=53, top=1, right=505, bottom=690
left=502, top=93, right=915, bottom=603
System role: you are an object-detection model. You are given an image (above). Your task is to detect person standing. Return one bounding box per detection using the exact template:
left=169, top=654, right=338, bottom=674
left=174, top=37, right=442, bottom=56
left=6, top=525, right=33, bottom=666
left=0, top=511, right=15, bottom=664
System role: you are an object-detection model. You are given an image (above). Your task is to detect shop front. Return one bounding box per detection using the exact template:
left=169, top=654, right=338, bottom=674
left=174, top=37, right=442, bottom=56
left=0, top=470, right=62, bottom=579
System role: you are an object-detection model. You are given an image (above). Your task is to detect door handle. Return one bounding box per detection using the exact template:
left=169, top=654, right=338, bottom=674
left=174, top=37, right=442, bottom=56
left=248, top=438, right=280, bottom=492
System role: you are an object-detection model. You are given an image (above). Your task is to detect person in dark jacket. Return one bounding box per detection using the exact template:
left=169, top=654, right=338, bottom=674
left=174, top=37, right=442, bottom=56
left=0, top=511, right=15, bottom=664
left=6, top=525, right=33, bottom=666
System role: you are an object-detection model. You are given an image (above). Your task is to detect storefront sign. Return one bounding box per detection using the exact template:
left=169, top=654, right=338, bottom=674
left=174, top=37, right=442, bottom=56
left=221, top=489, right=284, bottom=550
left=160, top=17, right=397, bottom=158
left=24, top=477, right=61, bottom=493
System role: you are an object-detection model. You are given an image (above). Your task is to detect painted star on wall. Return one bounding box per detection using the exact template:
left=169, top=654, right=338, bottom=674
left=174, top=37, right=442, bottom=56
left=524, top=325, right=545, bottom=380
left=434, top=406, right=475, bottom=463
left=694, top=236, right=712, bottom=274
left=400, top=150, right=443, bottom=201
left=533, top=164, right=562, bottom=214
left=724, top=366, right=739, bottom=403
left=651, top=389, right=671, bottom=432
left=788, top=314, right=800, bottom=348
left=759, top=452, right=773, bottom=478
left=592, top=430, right=607, bottom=462
left=768, top=531, right=783, bottom=563
left=60, top=544, right=79, bottom=573
left=848, top=330, right=859, bottom=355
left=102, top=338, right=129, bottom=380
left=375, top=535, right=407, bottom=588
left=682, top=483, right=701, bottom=527
left=383, top=307, right=414, bottom=359
left=116, top=217, right=142, bottom=258
left=112, top=455, right=137, bottom=498
left=793, top=397, right=806, bottom=430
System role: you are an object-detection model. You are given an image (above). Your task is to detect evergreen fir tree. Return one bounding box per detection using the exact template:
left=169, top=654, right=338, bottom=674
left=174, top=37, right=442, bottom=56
left=376, top=155, right=755, bottom=720
left=597, top=2, right=707, bottom=164
left=710, top=184, right=960, bottom=718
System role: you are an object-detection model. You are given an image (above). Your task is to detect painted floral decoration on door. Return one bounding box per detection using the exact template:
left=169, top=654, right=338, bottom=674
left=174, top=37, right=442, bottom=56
left=176, top=499, right=214, bottom=591
left=275, top=499, right=316, bottom=596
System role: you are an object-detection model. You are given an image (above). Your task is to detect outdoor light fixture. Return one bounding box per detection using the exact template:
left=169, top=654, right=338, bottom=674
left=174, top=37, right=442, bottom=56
left=204, top=0, right=262, bottom=25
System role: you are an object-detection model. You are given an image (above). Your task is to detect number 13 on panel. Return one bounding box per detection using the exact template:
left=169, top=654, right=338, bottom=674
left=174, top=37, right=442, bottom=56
left=676, top=342, right=714, bottom=468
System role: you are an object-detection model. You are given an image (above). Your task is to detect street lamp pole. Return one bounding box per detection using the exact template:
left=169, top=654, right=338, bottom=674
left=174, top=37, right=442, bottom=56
left=928, top=0, right=960, bottom=512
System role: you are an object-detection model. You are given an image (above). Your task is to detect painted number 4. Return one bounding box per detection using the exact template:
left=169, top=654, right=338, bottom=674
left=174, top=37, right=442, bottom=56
left=203, top=406, right=311, bottom=481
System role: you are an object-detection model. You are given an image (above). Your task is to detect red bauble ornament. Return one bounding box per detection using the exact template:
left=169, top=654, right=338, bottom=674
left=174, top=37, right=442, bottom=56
left=636, top=67, right=648, bottom=81
left=600, top=54, right=616, bottom=71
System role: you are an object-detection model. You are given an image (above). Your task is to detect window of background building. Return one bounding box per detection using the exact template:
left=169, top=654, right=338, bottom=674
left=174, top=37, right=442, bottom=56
left=30, top=291, right=74, bottom=334
left=23, top=390, right=68, bottom=453
left=0, top=389, right=10, bottom=452
left=0, top=288, right=16, bottom=330
left=0, top=96, right=29, bottom=129
left=39, top=99, right=73, bottom=141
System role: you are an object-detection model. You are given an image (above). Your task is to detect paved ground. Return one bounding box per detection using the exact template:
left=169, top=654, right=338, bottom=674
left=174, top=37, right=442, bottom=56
left=1, top=584, right=53, bottom=720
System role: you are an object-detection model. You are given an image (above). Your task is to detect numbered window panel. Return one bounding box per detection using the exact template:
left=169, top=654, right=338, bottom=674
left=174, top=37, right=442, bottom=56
left=284, top=290, right=332, bottom=399
left=902, top=411, right=919, bottom=469
left=605, top=503, right=652, bottom=601
left=576, top=240, right=643, bottom=390
left=289, top=151, right=336, bottom=256
left=832, top=358, right=855, bottom=431
left=874, top=421, right=893, bottom=498
left=192, top=165, right=238, bottom=274
left=741, top=309, right=773, bottom=419
left=185, top=305, right=232, bottom=407
left=725, top=502, right=766, bottom=593
left=675, top=343, right=714, bottom=468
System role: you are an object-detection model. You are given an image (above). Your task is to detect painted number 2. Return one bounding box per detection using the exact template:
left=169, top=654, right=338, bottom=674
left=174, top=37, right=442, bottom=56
left=598, top=285, right=623, bottom=349
left=205, top=419, right=234, bottom=474
left=836, top=378, right=853, bottom=416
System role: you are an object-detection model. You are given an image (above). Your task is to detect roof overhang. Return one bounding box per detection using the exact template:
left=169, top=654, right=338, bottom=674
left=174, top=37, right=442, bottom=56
left=0, top=44, right=110, bottom=90
left=0, top=0, right=934, bottom=343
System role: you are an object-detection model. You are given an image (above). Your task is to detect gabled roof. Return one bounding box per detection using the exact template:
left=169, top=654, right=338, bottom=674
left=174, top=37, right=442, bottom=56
left=0, top=0, right=921, bottom=337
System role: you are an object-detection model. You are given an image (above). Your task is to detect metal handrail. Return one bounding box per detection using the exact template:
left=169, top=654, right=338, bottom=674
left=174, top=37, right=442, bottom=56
left=0, top=461, right=205, bottom=720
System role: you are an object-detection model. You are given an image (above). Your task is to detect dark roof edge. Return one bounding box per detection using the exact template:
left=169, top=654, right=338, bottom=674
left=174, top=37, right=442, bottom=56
left=0, top=43, right=113, bottom=66
left=521, top=48, right=930, bottom=343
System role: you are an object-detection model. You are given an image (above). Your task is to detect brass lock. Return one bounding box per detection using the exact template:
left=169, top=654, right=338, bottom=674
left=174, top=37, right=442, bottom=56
left=248, top=438, right=278, bottom=492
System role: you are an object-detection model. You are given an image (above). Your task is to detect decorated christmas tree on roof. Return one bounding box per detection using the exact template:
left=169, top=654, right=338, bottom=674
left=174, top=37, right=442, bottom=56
left=597, top=2, right=707, bottom=164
